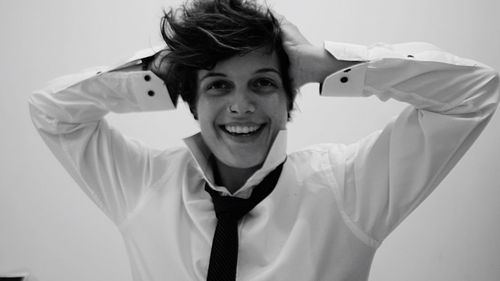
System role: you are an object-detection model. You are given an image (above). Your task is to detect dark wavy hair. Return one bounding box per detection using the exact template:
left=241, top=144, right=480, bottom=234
left=159, top=0, right=295, bottom=119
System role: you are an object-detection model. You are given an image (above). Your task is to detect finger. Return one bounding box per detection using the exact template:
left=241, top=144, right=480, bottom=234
left=272, top=14, right=309, bottom=45
left=150, top=49, right=170, bottom=76
left=270, top=8, right=285, bottom=23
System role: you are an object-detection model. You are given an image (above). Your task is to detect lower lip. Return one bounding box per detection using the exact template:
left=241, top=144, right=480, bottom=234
left=220, top=125, right=266, bottom=143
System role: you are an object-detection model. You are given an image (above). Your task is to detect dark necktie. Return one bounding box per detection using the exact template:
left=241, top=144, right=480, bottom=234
left=204, top=161, right=285, bottom=281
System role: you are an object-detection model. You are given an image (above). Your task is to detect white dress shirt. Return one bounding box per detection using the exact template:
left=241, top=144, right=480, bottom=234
left=29, top=42, right=499, bottom=281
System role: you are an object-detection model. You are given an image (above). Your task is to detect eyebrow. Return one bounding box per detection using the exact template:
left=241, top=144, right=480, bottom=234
left=199, top=72, right=227, bottom=81
left=199, top=68, right=282, bottom=82
left=255, top=68, right=281, bottom=76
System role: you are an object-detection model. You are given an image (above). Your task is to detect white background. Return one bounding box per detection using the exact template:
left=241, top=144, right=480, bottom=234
left=1, top=0, right=499, bottom=280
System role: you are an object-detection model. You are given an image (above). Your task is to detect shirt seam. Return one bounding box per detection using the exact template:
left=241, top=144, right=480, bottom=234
left=57, top=123, right=116, bottom=222
left=322, top=149, right=381, bottom=249
left=118, top=180, right=158, bottom=230
left=118, top=148, right=186, bottom=229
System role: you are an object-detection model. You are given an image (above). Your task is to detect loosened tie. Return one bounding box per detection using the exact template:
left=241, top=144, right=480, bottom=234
left=205, top=161, right=284, bottom=281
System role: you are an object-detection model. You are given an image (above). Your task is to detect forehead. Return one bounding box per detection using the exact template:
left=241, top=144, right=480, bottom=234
left=197, top=48, right=281, bottom=79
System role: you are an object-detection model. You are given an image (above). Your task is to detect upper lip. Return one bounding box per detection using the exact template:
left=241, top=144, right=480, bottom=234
left=220, top=122, right=265, bottom=127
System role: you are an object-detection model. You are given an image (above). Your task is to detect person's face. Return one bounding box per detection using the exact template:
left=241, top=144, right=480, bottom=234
left=196, top=48, right=289, bottom=169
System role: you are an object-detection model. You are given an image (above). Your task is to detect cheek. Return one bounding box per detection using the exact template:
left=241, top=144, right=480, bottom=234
left=196, top=101, right=210, bottom=126
left=266, top=94, right=289, bottom=127
left=196, top=94, right=209, bottom=117
left=196, top=97, right=221, bottom=133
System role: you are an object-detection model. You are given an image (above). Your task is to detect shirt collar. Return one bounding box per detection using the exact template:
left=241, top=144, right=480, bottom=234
left=183, top=130, right=287, bottom=198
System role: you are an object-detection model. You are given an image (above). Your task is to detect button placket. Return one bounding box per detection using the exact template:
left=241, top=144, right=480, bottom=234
left=144, top=74, right=155, bottom=97
left=340, top=68, right=351, bottom=83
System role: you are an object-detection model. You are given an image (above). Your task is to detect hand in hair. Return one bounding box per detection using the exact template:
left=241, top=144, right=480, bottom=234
left=148, top=49, right=170, bottom=78
left=147, top=49, right=181, bottom=106
left=278, top=16, right=359, bottom=88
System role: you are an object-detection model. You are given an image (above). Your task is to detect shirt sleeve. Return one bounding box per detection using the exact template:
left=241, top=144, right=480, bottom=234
left=28, top=47, right=176, bottom=225
left=322, top=41, right=500, bottom=247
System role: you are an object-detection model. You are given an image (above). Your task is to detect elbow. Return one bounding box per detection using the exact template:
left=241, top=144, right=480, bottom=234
left=481, top=69, right=500, bottom=114
left=463, top=67, right=500, bottom=117
left=28, top=90, right=68, bottom=134
left=28, top=91, right=44, bottom=128
left=489, top=70, right=500, bottom=104
left=28, top=92, right=50, bottom=132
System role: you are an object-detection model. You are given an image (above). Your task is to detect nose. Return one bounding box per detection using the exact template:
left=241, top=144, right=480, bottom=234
left=228, top=91, right=255, bottom=115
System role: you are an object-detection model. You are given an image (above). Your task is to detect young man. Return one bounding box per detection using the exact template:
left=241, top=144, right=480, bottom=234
left=29, top=0, right=499, bottom=280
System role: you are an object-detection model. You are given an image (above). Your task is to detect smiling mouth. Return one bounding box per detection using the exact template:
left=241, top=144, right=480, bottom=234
left=220, top=124, right=266, bottom=137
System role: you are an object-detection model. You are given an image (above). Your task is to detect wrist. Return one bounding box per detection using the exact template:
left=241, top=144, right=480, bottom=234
left=312, top=48, right=339, bottom=83
left=301, top=46, right=360, bottom=84
left=298, top=46, right=338, bottom=84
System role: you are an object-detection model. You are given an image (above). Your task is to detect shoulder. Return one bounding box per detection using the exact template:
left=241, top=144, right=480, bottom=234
left=287, top=143, right=349, bottom=186
left=148, top=146, right=196, bottom=184
left=289, top=142, right=347, bottom=166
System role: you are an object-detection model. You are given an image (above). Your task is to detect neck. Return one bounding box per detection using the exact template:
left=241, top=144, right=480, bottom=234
left=213, top=158, right=261, bottom=194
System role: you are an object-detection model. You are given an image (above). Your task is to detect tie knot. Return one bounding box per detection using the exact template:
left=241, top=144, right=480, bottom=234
left=205, top=161, right=285, bottom=222
left=206, top=190, right=255, bottom=221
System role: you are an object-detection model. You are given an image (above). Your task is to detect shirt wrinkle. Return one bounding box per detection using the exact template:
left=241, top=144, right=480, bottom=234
left=29, top=41, right=499, bottom=281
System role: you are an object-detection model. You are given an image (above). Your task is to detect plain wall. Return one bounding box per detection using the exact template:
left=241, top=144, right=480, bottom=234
left=1, top=0, right=499, bottom=280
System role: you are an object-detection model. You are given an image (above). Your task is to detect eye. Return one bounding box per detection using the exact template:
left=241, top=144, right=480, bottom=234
left=251, top=78, right=278, bottom=92
left=205, top=80, right=233, bottom=95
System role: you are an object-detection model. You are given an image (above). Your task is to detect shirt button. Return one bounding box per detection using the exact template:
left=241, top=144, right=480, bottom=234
left=148, top=90, right=155, bottom=97
left=144, top=75, right=151, bottom=81
left=340, top=77, right=349, bottom=83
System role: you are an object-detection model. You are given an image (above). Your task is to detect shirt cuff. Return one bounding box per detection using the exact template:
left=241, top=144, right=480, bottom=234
left=320, top=42, right=369, bottom=97
left=107, top=45, right=176, bottom=111
left=126, top=70, right=175, bottom=111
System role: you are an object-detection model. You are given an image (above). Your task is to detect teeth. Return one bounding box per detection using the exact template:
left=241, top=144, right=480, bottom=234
left=224, top=125, right=261, bottom=134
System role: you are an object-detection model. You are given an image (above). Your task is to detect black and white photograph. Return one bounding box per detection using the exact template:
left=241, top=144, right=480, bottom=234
left=1, top=0, right=499, bottom=280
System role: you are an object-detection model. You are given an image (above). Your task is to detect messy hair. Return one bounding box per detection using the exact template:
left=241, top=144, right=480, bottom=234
left=159, top=0, right=295, bottom=119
